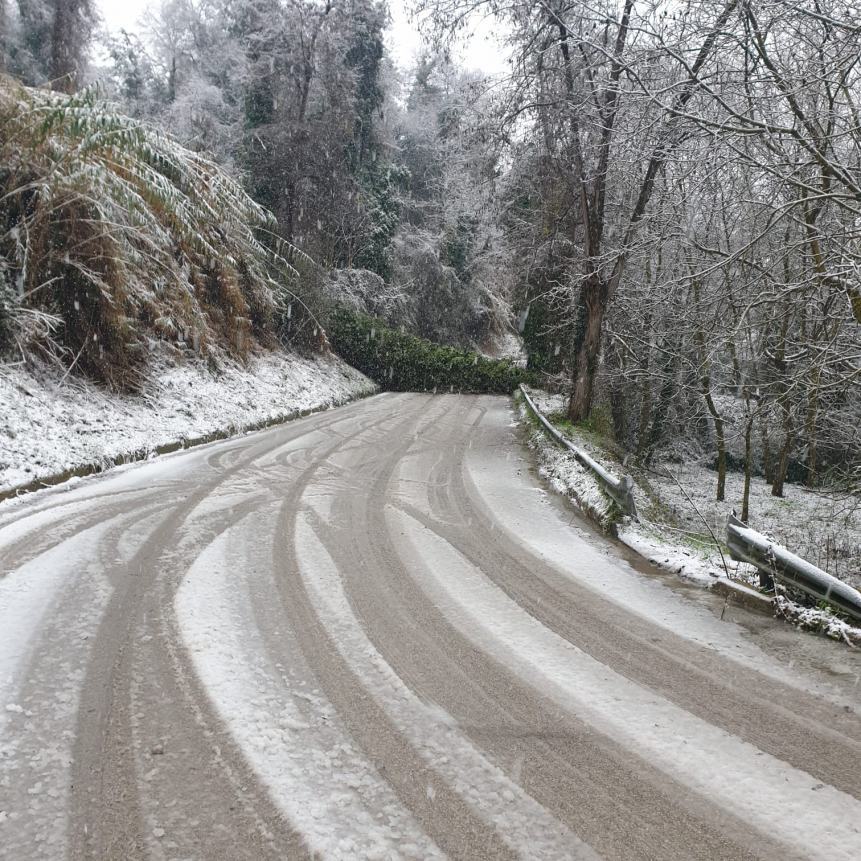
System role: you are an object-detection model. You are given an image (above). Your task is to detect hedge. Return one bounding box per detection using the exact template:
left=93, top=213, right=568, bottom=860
left=328, top=308, right=533, bottom=394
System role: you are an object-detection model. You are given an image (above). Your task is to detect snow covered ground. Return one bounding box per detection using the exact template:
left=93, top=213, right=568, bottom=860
left=481, top=329, right=529, bottom=367
left=520, top=387, right=861, bottom=645
left=517, top=403, right=616, bottom=530
left=0, top=351, right=376, bottom=497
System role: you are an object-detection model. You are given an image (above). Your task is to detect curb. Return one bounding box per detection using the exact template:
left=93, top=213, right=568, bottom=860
left=711, top=577, right=774, bottom=615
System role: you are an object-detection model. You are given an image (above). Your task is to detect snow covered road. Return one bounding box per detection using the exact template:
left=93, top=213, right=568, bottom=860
left=1, top=393, right=860, bottom=860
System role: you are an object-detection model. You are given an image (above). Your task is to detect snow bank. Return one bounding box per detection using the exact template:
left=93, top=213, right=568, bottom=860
left=517, top=388, right=861, bottom=644
left=516, top=397, right=615, bottom=529
left=0, top=352, right=376, bottom=497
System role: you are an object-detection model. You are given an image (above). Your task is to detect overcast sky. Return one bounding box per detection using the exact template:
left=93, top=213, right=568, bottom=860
left=96, top=0, right=509, bottom=75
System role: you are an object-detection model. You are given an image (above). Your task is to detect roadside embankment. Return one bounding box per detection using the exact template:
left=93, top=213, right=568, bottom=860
left=0, top=353, right=376, bottom=501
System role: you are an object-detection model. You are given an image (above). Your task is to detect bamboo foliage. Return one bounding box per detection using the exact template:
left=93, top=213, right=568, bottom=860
left=0, top=75, right=303, bottom=388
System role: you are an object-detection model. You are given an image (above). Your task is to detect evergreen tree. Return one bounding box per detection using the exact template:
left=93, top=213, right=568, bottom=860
left=50, top=0, right=95, bottom=92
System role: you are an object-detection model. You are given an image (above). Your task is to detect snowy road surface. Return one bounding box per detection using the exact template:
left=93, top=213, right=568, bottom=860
left=1, top=393, right=860, bottom=860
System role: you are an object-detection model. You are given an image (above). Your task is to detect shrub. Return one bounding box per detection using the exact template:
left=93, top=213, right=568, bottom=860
left=0, top=75, right=303, bottom=389
left=328, top=308, right=533, bottom=394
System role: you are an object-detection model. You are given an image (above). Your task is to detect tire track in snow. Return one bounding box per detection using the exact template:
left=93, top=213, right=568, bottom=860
left=0, top=516, right=125, bottom=860
left=66, top=398, right=392, bottom=859
left=145, top=403, right=420, bottom=860
left=273, top=395, right=527, bottom=859
left=406, top=399, right=861, bottom=797
left=387, top=501, right=861, bottom=861
left=0, top=391, right=388, bottom=574
left=331, top=396, right=778, bottom=860
left=176, top=510, right=440, bottom=860
left=0, top=489, right=163, bottom=578
left=297, top=510, right=595, bottom=860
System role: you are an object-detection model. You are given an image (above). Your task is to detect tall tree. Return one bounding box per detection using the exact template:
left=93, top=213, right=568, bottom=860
left=49, top=0, right=95, bottom=91
left=0, top=1, right=7, bottom=71
left=4, top=0, right=52, bottom=83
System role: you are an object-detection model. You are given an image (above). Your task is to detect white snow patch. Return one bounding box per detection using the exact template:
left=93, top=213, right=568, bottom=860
left=174, top=514, right=440, bottom=860
left=0, top=352, right=375, bottom=497
left=618, top=525, right=720, bottom=586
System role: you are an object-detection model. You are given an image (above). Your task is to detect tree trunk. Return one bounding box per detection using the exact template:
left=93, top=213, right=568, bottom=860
left=771, top=432, right=793, bottom=497
left=636, top=379, right=652, bottom=458
left=51, top=1, right=75, bottom=92
left=635, top=308, right=653, bottom=456
left=50, top=0, right=89, bottom=94
left=771, top=403, right=794, bottom=497
left=760, top=419, right=773, bottom=483
left=605, top=343, right=627, bottom=443
left=0, top=0, right=6, bottom=72
left=702, top=384, right=726, bottom=501
left=636, top=368, right=653, bottom=458
left=769, top=296, right=793, bottom=497
left=805, top=367, right=820, bottom=486
left=641, top=347, right=679, bottom=464
left=610, top=386, right=626, bottom=443
left=742, top=412, right=753, bottom=522
left=726, top=336, right=743, bottom=396
left=692, top=278, right=724, bottom=501
left=168, top=55, right=177, bottom=103
left=567, top=275, right=607, bottom=422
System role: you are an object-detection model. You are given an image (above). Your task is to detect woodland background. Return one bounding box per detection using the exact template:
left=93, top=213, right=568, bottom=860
left=1, top=0, right=860, bottom=509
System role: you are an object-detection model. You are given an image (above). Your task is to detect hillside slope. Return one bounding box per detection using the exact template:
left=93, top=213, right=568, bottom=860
left=0, top=354, right=374, bottom=498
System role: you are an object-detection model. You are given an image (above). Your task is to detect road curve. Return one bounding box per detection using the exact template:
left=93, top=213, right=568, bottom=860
left=1, top=393, right=860, bottom=860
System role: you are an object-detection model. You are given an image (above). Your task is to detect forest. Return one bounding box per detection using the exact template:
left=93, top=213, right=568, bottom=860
left=1, top=0, right=860, bottom=505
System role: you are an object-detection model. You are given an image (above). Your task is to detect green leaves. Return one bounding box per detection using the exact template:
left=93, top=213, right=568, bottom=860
left=0, top=76, right=301, bottom=388
left=328, top=308, right=533, bottom=394
left=352, top=163, right=410, bottom=280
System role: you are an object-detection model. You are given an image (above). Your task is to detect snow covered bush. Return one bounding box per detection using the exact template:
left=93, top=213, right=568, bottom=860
left=324, top=268, right=411, bottom=324
left=0, top=75, right=303, bottom=389
left=328, top=308, right=532, bottom=394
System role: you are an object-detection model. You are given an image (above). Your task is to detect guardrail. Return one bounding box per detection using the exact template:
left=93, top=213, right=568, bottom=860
left=726, top=513, right=861, bottom=621
left=519, top=385, right=638, bottom=519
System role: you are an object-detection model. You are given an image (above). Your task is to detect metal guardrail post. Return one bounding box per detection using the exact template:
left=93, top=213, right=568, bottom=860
left=726, top=513, right=861, bottom=621
left=617, top=475, right=637, bottom=518
left=519, top=385, right=638, bottom=520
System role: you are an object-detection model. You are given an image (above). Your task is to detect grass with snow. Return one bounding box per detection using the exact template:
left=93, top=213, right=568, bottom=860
left=519, top=387, right=861, bottom=645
